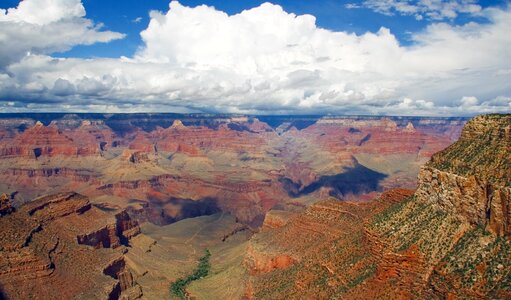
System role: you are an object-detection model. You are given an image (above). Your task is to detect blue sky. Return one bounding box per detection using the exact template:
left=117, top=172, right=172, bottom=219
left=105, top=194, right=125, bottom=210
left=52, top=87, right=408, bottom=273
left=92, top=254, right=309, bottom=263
left=2, top=0, right=506, bottom=58
left=0, top=0, right=510, bottom=115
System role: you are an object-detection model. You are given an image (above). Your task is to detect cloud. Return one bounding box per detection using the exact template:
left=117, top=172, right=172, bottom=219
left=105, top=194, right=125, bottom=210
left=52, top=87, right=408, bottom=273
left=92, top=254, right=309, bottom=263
left=347, top=0, right=482, bottom=20
left=132, top=17, right=142, bottom=23
left=0, top=0, right=510, bottom=116
left=0, top=0, right=125, bottom=68
left=460, top=96, right=478, bottom=107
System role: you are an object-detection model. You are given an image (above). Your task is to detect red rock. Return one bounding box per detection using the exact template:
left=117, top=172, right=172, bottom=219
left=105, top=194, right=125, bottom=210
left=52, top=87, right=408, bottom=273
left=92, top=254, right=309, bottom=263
left=0, top=121, right=100, bottom=159
left=244, top=243, right=296, bottom=275
left=0, top=192, right=142, bottom=299
left=121, top=149, right=151, bottom=163
left=128, top=131, right=155, bottom=153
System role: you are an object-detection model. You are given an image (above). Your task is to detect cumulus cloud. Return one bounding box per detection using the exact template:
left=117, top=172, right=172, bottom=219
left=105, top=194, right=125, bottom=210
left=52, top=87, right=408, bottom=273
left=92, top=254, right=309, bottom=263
left=0, top=0, right=510, bottom=116
left=0, top=0, right=124, bottom=68
left=347, top=0, right=482, bottom=20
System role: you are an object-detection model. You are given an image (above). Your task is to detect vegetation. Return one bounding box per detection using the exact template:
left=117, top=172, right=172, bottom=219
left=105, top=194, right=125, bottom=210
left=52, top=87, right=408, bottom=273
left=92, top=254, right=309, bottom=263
left=170, top=249, right=211, bottom=299
left=347, top=264, right=376, bottom=289
left=429, top=115, right=511, bottom=187
left=433, top=226, right=511, bottom=293
left=372, top=196, right=413, bottom=226
left=370, top=194, right=467, bottom=266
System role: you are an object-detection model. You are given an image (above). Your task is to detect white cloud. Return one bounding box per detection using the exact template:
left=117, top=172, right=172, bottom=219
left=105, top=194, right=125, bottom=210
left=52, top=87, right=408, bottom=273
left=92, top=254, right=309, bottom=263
left=460, top=96, right=478, bottom=107
left=132, top=17, right=142, bottom=23
left=0, top=0, right=510, bottom=116
left=349, top=0, right=482, bottom=20
left=0, top=0, right=125, bottom=68
left=345, top=3, right=361, bottom=9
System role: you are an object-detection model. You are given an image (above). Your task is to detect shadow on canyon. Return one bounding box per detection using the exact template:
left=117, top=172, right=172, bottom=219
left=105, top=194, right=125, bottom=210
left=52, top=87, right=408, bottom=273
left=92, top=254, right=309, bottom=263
left=126, top=197, right=221, bottom=226
left=280, top=163, right=387, bottom=199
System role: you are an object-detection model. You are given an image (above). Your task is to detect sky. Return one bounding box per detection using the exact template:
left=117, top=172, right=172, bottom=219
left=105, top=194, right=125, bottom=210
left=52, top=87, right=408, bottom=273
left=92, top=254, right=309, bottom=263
left=0, top=0, right=510, bottom=115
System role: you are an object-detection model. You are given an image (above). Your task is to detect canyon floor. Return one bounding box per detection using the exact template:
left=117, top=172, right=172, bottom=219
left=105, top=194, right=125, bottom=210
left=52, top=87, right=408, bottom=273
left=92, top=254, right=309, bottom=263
left=1, top=113, right=510, bottom=299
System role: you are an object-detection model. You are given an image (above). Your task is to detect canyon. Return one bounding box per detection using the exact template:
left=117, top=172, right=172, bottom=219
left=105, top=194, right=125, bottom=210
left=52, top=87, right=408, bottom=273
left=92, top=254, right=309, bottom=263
left=235, top=114, right=511, bottom=299
left=0, top=113, right=465, bottom=225
left=2, top=113, right=510, bottom=299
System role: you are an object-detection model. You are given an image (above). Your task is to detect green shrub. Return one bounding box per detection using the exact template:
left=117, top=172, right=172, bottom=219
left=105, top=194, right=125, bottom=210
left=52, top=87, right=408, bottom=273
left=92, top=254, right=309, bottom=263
left=170, top=249, right=211, bottom=299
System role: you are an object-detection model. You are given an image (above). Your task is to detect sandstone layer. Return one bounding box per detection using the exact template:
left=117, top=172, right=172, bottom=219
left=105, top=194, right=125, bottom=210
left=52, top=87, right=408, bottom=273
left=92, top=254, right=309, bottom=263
left=418, top=114, right=511, bottom=235
left=0, top=192, right=142, bottom=299
left=0, top=114, right=464, bottom=226
left=239, top=114, right=511, bottom=299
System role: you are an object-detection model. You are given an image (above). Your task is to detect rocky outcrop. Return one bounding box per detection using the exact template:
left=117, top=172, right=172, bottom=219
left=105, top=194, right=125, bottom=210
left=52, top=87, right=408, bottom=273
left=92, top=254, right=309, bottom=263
left=115, top=210, right=141, bottom=244
left=261, top=210, right=297, bottom=231
left=418, top=114, right=511, bottom=235
left=24, top=192, right=92, bottom=222
left=244, top=244, right=296, bottom=275
left=77, top=210, right=140, bottom=249
left=77, top=224, right=121, bottom=249
left=0, top=193, right=14, bottom=216
left=244, top=190, right=414, bottom=299
left=121, top=150, right=151, bottom=163
left=429, top=114, right=510, bottom=186
left=103, top=257, right=143, bottom=300
left=0, top=121, right=100, bottom=159
left=416, top=166, right=511, bottom=235
left=169, top=119, right=185, bottom=129
left=403, top=121, right=416, bottom=133
left=0, top=192, right=143, bottom=299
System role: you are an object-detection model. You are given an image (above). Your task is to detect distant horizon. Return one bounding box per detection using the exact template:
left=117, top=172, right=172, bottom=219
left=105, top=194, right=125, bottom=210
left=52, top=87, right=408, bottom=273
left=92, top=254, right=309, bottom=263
left=0, top=111, right=478, bottom=118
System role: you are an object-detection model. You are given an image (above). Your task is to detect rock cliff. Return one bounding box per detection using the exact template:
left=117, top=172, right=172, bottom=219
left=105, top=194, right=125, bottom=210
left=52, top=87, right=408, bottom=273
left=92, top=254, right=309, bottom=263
left=417, top=114, right=511, bottom=235
left=242, top=114, right=511, bottom=299
left=0, top=193, right=14, bottom=216
left=0, top=114, right=463, bottom=226
left=0, top=192, right=142, bottom=299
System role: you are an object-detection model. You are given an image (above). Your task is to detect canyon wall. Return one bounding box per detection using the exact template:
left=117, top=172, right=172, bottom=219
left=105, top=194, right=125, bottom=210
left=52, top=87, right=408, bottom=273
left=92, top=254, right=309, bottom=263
left=417, top=114, right=511, bottom=235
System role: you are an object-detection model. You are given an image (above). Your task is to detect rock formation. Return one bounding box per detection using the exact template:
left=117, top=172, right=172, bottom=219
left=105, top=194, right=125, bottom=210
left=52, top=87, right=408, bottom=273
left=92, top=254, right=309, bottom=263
left=0, top=192, right=142, bottom=299
left=418, top=114, right=511, bottom=235
left=0, top=121, right=100, bottom=159
left=121, top=150, right=151, bottom=164
left=403, top=121, right=416, bottom=133
left=0, top=193, right=14, bottom=216
left=0, top=114, right=465, bottom=226
left=2, top=113, right=507, bottom=299
left=238, top=114, right=511, bottom=299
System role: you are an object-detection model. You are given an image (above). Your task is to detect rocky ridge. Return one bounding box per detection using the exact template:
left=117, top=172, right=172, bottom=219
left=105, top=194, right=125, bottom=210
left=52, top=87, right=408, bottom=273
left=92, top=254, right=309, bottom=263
left=0, top=192, right=142, bottom=299
left=240, top=114, right=511, bottom=299
left=419, top=114, right=511, bottom=235
left=0, top=114, right=464, bottom=225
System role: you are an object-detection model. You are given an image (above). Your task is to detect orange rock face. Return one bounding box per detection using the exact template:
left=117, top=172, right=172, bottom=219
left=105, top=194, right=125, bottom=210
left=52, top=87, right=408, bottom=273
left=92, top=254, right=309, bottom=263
left=418, top=114, right=511, bottom=235
left=240, top=116, right=511, bottom=299
left=261, top=210, right=297, bottom=231
left=244, top=189, right=415, bottom=299
left=0, top=192, right=141, bottom=299
left=297, top=117, right=454, bottom=158
left=3, top=114, right=508, bottom=299
left=97, top=174, right=286, bottom=225
left=244, top=244, right=296, bottom=275
left=0, top=114, right=464, bottom=226
left=0, top=122, right=100, bottom=159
